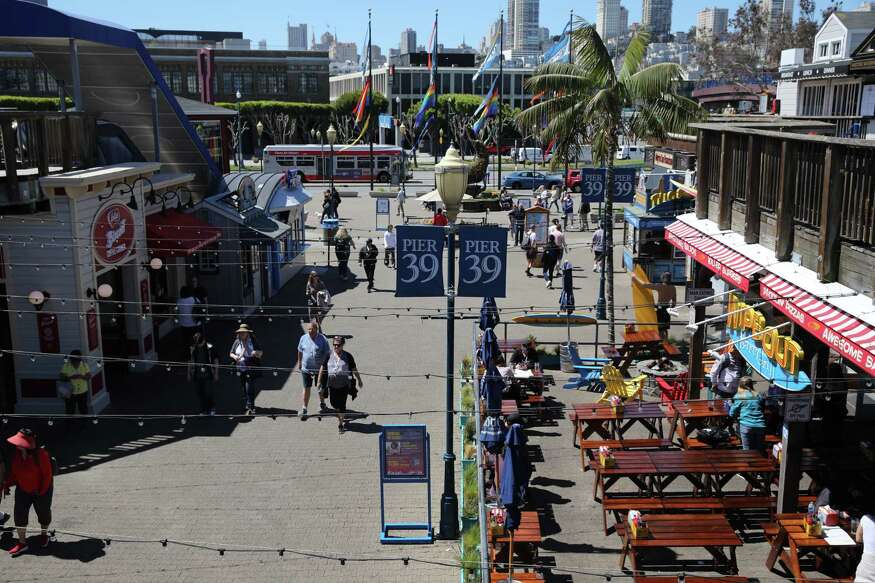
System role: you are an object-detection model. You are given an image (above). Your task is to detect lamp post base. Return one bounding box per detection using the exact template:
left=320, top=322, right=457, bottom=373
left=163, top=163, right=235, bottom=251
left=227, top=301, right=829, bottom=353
left=595, top=296, right=607, bottom=321
left=437, top=492, right=459, bottom=540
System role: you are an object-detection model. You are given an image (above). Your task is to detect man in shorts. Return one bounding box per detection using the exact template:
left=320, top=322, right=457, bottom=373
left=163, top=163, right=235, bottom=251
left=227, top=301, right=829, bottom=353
left=632, top=270, right=677, bottom=339
left=295, top=320, right=330, bottom=419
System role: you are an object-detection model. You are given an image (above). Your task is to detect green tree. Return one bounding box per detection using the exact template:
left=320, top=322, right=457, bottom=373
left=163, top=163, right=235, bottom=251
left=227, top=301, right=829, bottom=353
left=330, top=90, right=388, bottom=143
left=518, top=25, right=702, bottom=342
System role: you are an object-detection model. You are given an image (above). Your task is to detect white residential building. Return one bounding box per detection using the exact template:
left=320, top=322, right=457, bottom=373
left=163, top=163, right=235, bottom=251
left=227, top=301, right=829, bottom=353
left=400, top=28, right=416, bottom=55
left=597, top=0, right=622, bottom=40
left=287, top=23, right=308, bottom=51
left=506, top=0, right=541, bottom=55
left=697, top=7, right=728, bottom=39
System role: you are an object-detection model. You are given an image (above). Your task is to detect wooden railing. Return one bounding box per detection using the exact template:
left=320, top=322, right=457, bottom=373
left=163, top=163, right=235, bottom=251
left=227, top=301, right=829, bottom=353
left=0, top=111, right=97, bottom=203
left=693, top=121, right=875, bottom=282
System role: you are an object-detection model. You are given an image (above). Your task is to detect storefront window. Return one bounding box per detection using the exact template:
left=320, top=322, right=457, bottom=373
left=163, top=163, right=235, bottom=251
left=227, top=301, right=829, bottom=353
left=196, top=244, right=219, bottom=274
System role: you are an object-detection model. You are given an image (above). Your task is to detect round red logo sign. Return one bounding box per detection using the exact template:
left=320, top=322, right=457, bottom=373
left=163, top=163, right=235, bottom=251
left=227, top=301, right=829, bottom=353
left=92, top=203, right=136, bottom=265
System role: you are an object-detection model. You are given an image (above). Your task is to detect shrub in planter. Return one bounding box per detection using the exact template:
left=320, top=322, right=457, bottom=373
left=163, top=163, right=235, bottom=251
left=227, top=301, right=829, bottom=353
left=461, top=383, right=474, bottom=415
left=462, top=462, right=479, bottom=517
left=463, top=417, right=476, bottom=447
left=460, top=524, right=481, bottom=581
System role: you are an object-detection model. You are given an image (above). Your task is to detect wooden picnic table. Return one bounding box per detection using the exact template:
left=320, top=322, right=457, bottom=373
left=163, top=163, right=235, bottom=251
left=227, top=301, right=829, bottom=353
left=765, top=513, right=861, bottom=582
left=616, top=513, right=742, bottom=573
left=667, top=399, right=731, bottom=448
left=489, top=510, right=542, bottom=569
left=572, top=401, right=668, bottom=443
left=606, top=328, right=666, bottom=375
left=590, top=449, right=775, bottom=500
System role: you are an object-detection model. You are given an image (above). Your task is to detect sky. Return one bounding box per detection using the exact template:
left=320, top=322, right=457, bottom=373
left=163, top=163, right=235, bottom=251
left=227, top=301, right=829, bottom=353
left=47, top=0, right=809, bottom=53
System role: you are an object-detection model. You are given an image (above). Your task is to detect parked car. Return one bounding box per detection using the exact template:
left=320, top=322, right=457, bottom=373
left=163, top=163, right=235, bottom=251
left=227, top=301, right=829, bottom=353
left=616, top=145, right=646, bottom=160
left=565, top=169, right=583, bottom=192
left=502, top=170, right=564, bottom=190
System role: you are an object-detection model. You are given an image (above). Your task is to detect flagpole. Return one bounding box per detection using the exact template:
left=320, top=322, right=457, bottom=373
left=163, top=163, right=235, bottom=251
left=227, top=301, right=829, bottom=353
left=497, top=9, right=504, bottom=190
left=433, top=9, right=439, bottom=175
left=368, top=8, right=374, bottom=190
left=565, top=9, right=572, bottom=188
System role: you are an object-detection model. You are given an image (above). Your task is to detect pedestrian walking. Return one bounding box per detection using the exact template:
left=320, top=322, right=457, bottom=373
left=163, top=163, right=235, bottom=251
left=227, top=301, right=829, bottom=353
left=305, top=271, right=330, bottom=327
left=396, top=187, right=407, bottom=219
left=189, top=276, right=209, bottom=331
left=548, top=185, right=561, bottom=212
left=187, top=332, right=219, bottom=415
left=383, top=224, right=396, bottom=269
left=509, top=202, right=525, bottom=247
left=579, top=199, right=591, bottom=231
left=550, top=221, right=565, bottom=277
left=591, top=224, right=606, bottom=272
left=296, top=320, right=330, bottom=420
left=499, top=187, right=513, bottom=210
left=542, top=235, right=559, bottom=288
left=58, top=350, right=91, bottom=416
left=176, top=286, right=201, bottom=349
left=333, top=227, right=355, bottom=281
left=709, top=343, right=747, bottom=399
left=524, top=226, right=537, bottom=277
left=319, top=190, right=333, bottom=223
left=2, top=429, right=53, bottom=557
left=330, top=187, right=341, bottom=219
left=359, top=238, right=379, bottom=292
left=229, top=324, right=262, bottom=414
left=317, top=336, right=364, bottom=433
left=562, top=190, right=574, bottom=230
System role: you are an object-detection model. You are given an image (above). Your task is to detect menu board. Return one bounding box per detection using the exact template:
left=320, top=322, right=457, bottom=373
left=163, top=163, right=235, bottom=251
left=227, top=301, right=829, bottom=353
left=381, top=425, right=427, bottom=482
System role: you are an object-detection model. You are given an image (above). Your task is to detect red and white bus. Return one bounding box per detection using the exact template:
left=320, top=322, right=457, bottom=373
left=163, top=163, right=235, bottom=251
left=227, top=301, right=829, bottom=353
left=263, top=144, right=405, bottom=183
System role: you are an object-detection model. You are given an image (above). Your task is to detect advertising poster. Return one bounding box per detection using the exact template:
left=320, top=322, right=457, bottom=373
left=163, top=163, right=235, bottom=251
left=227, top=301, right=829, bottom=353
left=382, top=425, right=427, bottom=481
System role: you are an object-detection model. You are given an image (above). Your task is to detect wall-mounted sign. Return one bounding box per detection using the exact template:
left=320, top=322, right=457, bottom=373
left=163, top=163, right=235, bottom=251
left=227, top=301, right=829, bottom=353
left=785, top=395, right=812, bottom=422
left=37, top=313, right=60, bottom=354
left=92, top=203, right=136, bottom=265
left=654, top=150, right=675, bottom=168
left=726, top=293, right=811, bottom=391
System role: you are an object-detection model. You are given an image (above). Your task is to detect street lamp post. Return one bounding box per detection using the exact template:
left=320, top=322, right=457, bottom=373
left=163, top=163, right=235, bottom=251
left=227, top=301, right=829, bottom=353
left=434, top=144, right=469, bottom=541
left=256, top=120, right=264, bottom=171
left=326, top=124, right=337, bottom=194
left=235, top=89, right=243, bottom=169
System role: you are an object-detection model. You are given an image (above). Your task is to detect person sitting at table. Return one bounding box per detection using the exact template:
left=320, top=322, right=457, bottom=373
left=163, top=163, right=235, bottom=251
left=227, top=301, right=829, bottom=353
left=709, top=343, right=747, bottom=399
left=729, top=376, right=766, bottom=452
left=509, top=340, right=538, bottom=371
left=855, top=509, right=875, bottom=582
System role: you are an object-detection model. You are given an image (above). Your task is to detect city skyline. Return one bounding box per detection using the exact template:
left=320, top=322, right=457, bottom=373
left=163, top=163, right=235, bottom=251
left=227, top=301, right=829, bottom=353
left=47, top=0, right=803, bottom=54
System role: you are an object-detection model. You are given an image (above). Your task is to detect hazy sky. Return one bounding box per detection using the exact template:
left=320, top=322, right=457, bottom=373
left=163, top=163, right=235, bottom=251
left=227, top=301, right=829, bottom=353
left=47, top=0, right=814, bottom=52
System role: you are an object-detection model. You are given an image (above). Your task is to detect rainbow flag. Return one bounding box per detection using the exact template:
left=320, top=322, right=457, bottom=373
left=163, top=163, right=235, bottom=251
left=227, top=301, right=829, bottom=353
left=414, top=16, right=438, bottom=130
left=414, top=83, right=436, bottom=129
left=472, top=77, right=500, bottom=136
left=353, top=78, right=371, bottom=126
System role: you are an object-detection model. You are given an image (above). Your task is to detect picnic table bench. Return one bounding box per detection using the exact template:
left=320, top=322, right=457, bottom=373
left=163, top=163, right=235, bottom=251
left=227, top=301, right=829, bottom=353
left=616, top=513, right=742, bottom=573
left=571, top=401, right=667, bottom=446
left=489, top=510, right=542, bottom=568
left=579, top=438, right=674, bottom=473
left=606, top=328, right=666, bottom=375
left=490, top=572, right=544, bottom=582
left=589, top=450, right=776, bottom=500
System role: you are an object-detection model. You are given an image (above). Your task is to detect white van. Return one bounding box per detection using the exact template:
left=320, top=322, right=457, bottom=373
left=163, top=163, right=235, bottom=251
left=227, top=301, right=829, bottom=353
left=616, top=145, right=645, bottom=161
left=513, top=147, right=545, bottom=164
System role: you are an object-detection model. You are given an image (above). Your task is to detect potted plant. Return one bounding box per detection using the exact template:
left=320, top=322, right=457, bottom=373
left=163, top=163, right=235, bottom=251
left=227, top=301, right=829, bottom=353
left=459, top=524, right=481, bottom=582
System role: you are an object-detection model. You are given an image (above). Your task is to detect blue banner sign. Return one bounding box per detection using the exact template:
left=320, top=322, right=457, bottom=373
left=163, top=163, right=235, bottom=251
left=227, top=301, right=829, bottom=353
left=457, top=226, right=508, bottom=298
left=580, top=168, right=637, bottom=203
left=395, top=226, right=445, bottom=297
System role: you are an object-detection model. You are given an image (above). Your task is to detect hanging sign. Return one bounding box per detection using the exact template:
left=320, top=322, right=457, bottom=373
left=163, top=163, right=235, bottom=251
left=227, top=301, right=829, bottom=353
left=726, top=293, right=811, bottom=391
left=395, top=225, right=445, bottom=297
left=37, top=313, right=60, bottom=353
left=92, top=203, right=136, bottom=265
left=579, top=168, right=637, bottom=203
left=457, top=226, right=508, bottom=298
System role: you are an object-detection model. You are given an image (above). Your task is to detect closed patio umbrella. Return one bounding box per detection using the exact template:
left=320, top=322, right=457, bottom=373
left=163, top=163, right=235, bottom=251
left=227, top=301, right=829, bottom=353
left=479, top=327, right=500, bottom=369
left=479, top=297, right=500, bottom=331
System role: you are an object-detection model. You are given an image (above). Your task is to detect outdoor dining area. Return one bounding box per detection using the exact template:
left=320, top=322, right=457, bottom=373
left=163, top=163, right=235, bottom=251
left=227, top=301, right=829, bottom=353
left=467, top=297, right=875, bottom=583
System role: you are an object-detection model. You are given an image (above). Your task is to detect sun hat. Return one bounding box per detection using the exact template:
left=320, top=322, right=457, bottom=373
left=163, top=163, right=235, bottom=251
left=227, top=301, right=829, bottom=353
left=7, top=429, right=36, bottom=450
left=235, top=324, right=253, bottom=334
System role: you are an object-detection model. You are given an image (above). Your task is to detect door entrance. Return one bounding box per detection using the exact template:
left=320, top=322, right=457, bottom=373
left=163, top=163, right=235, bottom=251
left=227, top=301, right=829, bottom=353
left=97, top=268, right=127, bottom=360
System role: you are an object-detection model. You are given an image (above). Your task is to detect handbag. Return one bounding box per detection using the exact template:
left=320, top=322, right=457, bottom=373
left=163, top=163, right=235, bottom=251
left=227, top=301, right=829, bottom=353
left=57, top=381, right=73, bottom=400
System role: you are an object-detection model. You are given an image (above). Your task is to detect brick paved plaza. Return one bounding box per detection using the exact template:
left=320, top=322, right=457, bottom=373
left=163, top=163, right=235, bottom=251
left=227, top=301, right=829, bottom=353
left=2, top=172, right=792, bottom=582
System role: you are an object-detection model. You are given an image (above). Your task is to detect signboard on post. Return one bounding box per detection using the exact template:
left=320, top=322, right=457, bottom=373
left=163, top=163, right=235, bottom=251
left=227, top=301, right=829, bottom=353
left=375, top=198, right=391, bottom=231
left=457, top=226, right=508, bottom=298
left=395, top=226, right=445, bottom=297
left=784, top=395, right=812, bottom=423
left=579, top=168, right=637, bottom=203
left=379, top=424, right=433, bottom=543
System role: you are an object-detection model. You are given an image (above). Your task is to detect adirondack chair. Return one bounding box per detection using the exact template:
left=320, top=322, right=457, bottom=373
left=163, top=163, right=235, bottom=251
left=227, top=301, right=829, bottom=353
left=597, top=364, right=646, bottom=403
left=563, top=344, right=610, bottom=390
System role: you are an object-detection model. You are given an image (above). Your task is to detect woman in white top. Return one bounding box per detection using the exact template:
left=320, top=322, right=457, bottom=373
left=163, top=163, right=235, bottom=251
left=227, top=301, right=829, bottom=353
left=856, top=514, right=875, bottom=582
left=383, top=224, right=396, bottom=269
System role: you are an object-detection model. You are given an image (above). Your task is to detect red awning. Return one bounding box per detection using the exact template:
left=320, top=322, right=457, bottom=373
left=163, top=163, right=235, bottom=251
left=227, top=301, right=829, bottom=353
left=146, top=212, right=222, bottom=257
left=664, top=221, right=764, bottom=292
left=760, top=273, right=875, bottom=377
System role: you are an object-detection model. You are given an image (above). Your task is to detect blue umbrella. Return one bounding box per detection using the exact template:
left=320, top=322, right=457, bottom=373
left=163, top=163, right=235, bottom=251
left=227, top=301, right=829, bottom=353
left=499, top=420, right=531, bottom=531
left=479, top=327, right=500, bottom=369
left=479, top=297, right=500, bottom=331
left=479, top=364, right=506, bottom=453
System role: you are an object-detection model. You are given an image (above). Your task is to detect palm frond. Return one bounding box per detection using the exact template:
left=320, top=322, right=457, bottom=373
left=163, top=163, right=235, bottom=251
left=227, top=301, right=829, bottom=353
left=570, top=25, right=616, bottom=86
left=525, top=63, right=595, bottom=96
left=618, top=31, right=650, bottom=81
left=626, top=63, right=683, bottom=101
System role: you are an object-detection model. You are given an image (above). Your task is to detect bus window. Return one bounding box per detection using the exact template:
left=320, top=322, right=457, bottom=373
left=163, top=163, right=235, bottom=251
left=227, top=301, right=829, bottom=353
left=376, top=157, right=390, bottom=169
left=296, top=156, right=316, bottom=169
left=275, top=157, right=295, bottom=167
left=356, top=158, right=372, bottom=169
left=336, top=157, right=355, bottom=169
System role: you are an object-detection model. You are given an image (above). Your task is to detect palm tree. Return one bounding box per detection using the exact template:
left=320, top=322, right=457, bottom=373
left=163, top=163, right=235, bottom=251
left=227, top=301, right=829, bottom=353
left=518, top=25, right=702, bottom=343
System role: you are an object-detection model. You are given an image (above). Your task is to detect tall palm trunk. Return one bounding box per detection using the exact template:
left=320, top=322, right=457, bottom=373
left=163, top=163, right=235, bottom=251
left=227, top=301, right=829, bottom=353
left=604, top=133, right=618, bottom=345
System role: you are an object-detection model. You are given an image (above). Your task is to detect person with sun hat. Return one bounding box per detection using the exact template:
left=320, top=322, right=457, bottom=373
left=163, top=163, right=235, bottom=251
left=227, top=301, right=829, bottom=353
left=2, top=428, right=54, bottom=557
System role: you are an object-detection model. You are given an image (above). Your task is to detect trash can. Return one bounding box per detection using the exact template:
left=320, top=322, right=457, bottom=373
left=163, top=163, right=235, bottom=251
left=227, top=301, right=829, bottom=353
left=559, top=341, right=577, bottom=373
left=321, top=218, right=339, bottom=265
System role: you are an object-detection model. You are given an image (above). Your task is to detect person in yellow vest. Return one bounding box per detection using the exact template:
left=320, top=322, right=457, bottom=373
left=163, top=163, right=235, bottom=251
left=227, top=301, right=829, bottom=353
left=59, top=350, right=91, bottom=415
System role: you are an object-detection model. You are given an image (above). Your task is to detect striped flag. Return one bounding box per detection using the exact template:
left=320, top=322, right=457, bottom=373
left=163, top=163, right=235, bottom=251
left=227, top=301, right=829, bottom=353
left=415, top=16, right=438, bottom=130
left=472, top=77, right=500, bottom=135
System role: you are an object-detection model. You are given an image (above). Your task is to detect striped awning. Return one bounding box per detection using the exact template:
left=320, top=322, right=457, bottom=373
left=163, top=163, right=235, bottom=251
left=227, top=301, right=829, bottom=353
left=760, top=273, right=875, bottom=377
left=664, top=221, right=764, bottom=292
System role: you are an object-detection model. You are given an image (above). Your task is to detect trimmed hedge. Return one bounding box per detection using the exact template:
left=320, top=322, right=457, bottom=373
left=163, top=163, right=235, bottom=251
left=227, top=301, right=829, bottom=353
left=214, top=100, right=334, bottom=117
left=0, top=95, right=73, bottom=111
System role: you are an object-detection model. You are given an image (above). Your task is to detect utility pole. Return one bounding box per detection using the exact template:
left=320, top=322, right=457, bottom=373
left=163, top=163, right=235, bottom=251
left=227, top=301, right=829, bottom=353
left=497, top=9, right=504, bottom=190
left=368, top=9, right=374, bottom=190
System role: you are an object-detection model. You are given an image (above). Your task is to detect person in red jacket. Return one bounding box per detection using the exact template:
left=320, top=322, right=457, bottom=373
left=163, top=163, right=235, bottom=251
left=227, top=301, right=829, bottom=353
left=432, top=208, right=448, bottom=226
left=3, top=429, right=53, bottom=557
